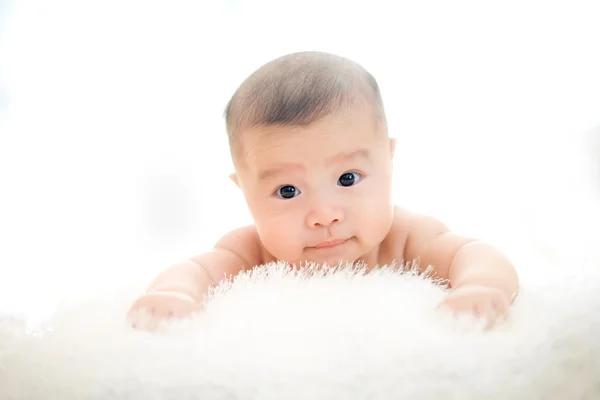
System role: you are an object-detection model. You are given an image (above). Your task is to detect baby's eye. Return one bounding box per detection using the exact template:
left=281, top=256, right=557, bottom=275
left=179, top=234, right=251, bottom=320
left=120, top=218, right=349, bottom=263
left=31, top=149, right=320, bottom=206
left=276, top=185, right=301, bottom=199
left=338, top=172, right=362, bottom=187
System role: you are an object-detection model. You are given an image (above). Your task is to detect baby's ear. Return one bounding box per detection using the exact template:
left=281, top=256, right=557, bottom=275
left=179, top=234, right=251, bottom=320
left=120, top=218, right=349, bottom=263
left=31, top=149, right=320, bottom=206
left=229, top=173, right=240, bottom=187
left=389, top=138, right=397, bottom=158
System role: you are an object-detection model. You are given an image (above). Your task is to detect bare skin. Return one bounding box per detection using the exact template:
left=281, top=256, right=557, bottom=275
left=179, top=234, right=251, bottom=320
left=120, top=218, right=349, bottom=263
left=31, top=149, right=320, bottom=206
left=128, top=107, right=519, bottom=330
left=129, top=209, right=518, bottom=328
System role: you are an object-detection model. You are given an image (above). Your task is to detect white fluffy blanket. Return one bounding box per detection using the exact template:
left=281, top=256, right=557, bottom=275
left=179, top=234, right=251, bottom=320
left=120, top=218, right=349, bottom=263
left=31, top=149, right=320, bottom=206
left=1, top=261, right=600, bottom=400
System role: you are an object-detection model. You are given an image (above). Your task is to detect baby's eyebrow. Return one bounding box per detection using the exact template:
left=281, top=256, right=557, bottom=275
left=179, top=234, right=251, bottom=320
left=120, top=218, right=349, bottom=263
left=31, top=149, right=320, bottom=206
left=257, top=163, right=304, bottom=181
left=256, top=148, right=370, bottom=181
left=326, top=148, right=370, bottom=166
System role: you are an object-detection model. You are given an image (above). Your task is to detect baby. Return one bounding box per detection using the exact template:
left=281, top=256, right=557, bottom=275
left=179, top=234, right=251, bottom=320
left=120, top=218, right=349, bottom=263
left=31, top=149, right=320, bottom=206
left=128, top=51, right=519, bottom=329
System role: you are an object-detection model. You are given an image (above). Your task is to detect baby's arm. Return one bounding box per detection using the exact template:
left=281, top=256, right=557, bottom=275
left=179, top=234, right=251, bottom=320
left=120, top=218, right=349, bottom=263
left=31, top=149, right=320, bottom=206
left=402, top=212, right=519, bottom=321
left=128, top=226, right=261, bottom=327
left=143, top=249, right=245, bottom=304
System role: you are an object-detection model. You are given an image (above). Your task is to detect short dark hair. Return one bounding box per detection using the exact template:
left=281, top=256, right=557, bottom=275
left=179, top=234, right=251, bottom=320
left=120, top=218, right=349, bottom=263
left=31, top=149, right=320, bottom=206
left=224, top=51, right=386, bottom=156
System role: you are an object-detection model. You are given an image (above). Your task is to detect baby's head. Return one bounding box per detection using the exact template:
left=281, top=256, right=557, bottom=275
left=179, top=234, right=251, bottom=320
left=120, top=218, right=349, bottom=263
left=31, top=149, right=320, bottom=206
left=225, top=51, right=396, bottom=266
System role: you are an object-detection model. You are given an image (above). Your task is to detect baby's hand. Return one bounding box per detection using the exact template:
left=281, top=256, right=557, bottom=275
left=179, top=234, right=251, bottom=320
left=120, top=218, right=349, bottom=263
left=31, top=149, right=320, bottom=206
left=127, top=291, right=202, bottom=331
left=437, top=284, right=511, bottom=328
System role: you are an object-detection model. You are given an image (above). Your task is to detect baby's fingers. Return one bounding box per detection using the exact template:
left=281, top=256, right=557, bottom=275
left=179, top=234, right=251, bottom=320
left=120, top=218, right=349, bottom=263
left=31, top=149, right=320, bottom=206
left=472, top=300, right=497, bottom=329
left=478, top=298, right=510, bottom=329
left=489, top=293, right=510, bottom=320
left=128, top=307, right=159, bottom=331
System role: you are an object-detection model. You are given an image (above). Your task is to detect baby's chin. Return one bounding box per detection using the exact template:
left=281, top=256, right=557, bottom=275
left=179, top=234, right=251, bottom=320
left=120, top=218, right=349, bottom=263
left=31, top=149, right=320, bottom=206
left=296, top=255, right=358, bottom=268
left=275, top=254, right=351, bottom=269
left=296, top=247, right=361, bottom=268
left=273, top=243, right=361, bottom=268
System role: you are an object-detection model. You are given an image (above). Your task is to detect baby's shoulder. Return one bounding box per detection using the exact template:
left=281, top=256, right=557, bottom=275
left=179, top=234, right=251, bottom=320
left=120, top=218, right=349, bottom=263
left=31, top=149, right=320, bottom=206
left=388, top=206, right=419, bottom=236
left=213, top=225, right=270, bottom=269
left=389, top=206, right=448, bottom=233
left=377, top=207, right=414, bottom=264
left=379, top=207, right=443, bottom=265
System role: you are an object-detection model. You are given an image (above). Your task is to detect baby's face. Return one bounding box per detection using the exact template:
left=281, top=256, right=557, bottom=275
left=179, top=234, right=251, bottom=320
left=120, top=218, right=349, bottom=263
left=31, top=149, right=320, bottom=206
left=234, top=109, right=395, bottom=267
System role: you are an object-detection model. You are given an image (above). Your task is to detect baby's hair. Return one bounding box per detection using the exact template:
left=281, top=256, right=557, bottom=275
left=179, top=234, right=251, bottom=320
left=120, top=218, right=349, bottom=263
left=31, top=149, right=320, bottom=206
left=224, top=51, right=387, bottom=157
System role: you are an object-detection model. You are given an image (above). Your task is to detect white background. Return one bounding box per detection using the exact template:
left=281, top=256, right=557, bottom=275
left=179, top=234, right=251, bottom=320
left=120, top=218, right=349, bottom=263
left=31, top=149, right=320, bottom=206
left=0, top=0, right=599, bottom=320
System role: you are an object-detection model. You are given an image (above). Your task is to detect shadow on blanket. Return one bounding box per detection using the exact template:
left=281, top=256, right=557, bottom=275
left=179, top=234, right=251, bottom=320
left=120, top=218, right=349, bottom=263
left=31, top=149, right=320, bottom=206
left=1, top=261, right=599, bottom=399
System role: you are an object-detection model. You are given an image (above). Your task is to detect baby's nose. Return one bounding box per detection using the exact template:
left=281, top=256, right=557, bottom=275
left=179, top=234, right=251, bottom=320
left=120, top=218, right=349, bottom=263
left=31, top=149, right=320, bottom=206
left=306, top=201, right=344, bottom=228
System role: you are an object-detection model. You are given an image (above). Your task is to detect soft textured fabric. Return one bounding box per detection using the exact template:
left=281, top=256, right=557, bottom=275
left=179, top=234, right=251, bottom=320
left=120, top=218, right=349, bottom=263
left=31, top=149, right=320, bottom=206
left=1, top=261, right=599, bottom=400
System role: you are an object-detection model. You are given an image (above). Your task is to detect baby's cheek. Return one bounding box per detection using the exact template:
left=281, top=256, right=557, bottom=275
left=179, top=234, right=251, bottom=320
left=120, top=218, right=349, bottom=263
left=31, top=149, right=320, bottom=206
left=257, top=220, right=304, bottom=261
left=355, top=203, right=393, bottom=250
left=354, top=188, right=393, bottom=221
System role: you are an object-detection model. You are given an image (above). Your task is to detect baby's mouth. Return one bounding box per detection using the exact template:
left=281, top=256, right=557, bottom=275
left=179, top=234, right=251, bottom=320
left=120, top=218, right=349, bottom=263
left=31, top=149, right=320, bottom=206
left=311, top=238, right=349, bottom=250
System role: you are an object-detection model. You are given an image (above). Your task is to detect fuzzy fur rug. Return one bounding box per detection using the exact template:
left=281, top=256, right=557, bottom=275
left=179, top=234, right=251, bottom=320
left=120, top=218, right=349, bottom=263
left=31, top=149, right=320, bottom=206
left=1, top=261, right=600, bottom=400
